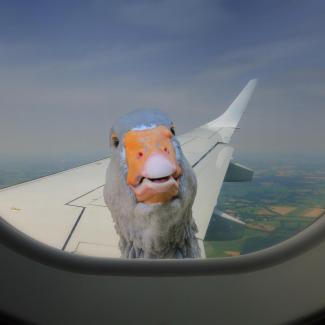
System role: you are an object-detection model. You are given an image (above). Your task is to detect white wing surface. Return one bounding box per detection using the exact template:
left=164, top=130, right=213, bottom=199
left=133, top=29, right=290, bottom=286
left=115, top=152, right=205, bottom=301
left=0, top=80, right=257, bottom=258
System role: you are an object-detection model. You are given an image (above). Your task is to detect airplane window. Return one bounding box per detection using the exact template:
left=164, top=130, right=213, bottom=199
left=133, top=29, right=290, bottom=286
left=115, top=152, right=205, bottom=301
left=0, top=1, right=323, bottom=270
left=0, top=78, right=324, bottom=261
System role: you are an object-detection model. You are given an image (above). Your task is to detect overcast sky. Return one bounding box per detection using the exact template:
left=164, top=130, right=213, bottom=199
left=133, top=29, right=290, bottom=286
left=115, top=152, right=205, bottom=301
left=0, top=0, right=324, bottom=161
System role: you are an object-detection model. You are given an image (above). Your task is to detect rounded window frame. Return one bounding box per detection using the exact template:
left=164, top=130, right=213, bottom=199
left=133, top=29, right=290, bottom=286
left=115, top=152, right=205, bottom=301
left=0, top=214, right=324, bottom=276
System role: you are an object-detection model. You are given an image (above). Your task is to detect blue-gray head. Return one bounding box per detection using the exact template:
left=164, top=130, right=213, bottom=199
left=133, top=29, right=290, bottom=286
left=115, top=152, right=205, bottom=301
left=109, top=108, right=182, bottom=204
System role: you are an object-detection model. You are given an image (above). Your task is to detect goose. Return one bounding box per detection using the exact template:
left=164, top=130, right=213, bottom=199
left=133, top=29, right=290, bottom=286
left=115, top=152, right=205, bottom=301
left=103, top=108, right=200, bottom=259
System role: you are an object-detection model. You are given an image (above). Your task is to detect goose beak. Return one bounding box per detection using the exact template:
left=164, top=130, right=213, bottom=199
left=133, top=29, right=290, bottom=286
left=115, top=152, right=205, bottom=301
left=123, top=125, right=182, bottom=204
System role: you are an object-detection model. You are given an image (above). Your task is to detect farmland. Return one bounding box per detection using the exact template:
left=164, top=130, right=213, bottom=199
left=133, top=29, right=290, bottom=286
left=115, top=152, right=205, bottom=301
left=205, top=159, right=325, bottom=258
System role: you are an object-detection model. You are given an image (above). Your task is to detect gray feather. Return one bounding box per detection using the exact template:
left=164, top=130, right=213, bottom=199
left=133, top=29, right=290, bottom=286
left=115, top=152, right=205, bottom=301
left=103, top=109, right=201, bottom=259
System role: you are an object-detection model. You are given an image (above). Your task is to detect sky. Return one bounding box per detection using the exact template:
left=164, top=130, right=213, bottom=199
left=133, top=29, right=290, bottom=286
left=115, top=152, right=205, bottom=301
left=0, top=0, right=324, bottom=162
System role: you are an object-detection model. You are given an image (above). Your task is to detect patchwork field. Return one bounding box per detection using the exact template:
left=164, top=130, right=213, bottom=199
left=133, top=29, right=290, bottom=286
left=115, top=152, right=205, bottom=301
left=205, top=159, right=325, bottom=257
left=257, top=208, right=275, bottom=216
left=269, top=206, right=296, bottom=215
left=302, top=208, right=325, bottom=218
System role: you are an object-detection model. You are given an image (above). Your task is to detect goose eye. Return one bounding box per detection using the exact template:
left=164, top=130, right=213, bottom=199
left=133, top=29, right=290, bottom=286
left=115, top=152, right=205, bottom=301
left=170, top=126, right=175, bottom=136
left=111, top=134, right=119, bottom=148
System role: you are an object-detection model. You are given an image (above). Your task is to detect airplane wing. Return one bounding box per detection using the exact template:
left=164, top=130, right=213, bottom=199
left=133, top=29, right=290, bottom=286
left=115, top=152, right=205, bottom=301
left=0, top=79, right=257, bottom=258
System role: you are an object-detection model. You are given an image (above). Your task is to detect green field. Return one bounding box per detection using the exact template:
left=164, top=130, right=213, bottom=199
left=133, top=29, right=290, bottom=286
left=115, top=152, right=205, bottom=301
left=204, top=160, right=325, bottom=257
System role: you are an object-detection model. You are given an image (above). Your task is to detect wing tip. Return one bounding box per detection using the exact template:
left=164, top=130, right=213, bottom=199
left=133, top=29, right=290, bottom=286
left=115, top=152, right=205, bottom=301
left=205, top=78, right=258, bottom=130
left=247, top=78, right=258, bottom=91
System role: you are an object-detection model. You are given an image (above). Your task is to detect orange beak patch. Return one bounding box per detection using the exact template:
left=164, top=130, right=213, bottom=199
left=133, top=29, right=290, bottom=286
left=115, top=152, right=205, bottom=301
left=123, top=125, right=182, bottom=204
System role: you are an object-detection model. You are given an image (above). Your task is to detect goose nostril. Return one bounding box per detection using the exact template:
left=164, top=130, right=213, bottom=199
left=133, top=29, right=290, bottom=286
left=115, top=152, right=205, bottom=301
left=138, top=152, right=143, bottom=158
left=164, top=147, right=169, bottom=154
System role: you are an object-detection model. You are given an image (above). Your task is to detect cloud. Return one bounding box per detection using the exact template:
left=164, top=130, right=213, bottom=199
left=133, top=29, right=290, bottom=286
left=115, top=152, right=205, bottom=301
left=0, top=1, right=324, bottom=159
left=116, top=0, right=227, bottom=34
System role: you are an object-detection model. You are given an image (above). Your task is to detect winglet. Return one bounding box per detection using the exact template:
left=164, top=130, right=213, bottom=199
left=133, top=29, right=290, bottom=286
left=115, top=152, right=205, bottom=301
left=205, top=79, right=258, bottom=130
